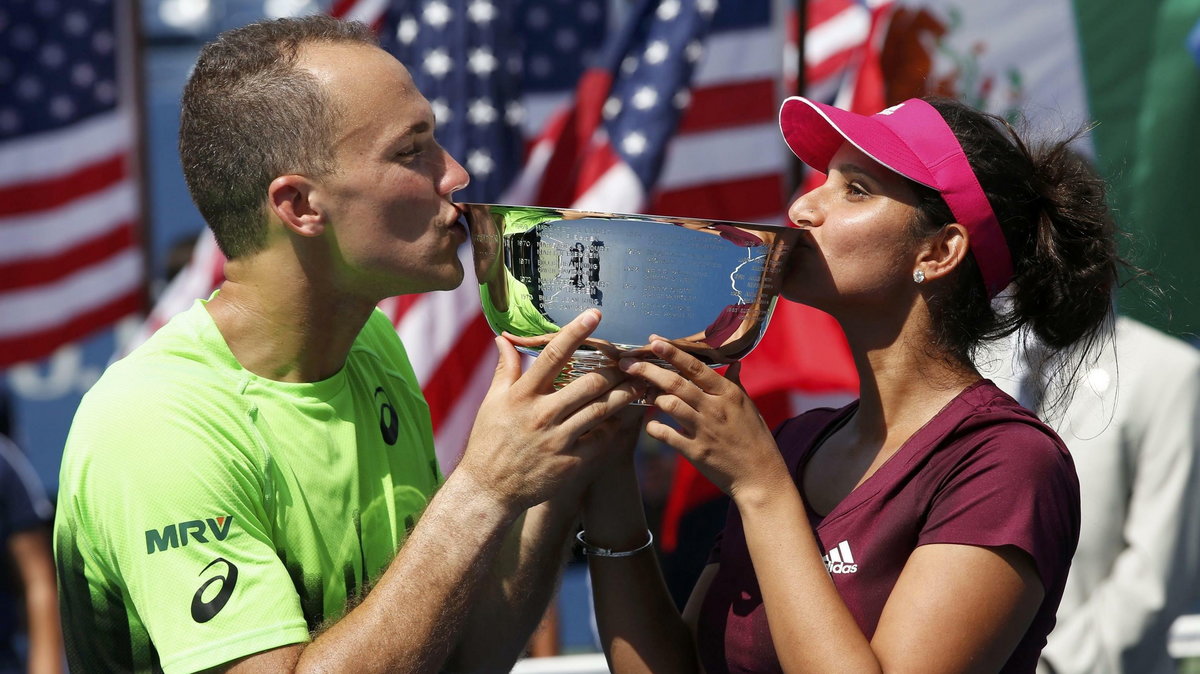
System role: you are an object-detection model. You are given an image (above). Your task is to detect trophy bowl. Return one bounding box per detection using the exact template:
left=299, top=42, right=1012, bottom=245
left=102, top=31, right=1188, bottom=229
left=458, top=203, right=801, bottom=393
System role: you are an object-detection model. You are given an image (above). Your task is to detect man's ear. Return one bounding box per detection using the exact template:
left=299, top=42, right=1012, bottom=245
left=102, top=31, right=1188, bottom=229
left=915, top=223, right=969, bottom=282
left=267, top=175, right=325, bottom=238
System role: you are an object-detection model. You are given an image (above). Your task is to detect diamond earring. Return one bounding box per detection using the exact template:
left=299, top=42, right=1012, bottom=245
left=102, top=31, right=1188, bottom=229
left=913, top=269, right=926, bottom=284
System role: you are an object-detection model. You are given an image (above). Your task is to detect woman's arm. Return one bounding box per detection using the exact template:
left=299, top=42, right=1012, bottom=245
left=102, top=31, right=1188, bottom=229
left=582, top=441, right=701, bottom=673
left=622, top=340, right=1047, bottom=673
left=737, top=479, right=1043, bottom=672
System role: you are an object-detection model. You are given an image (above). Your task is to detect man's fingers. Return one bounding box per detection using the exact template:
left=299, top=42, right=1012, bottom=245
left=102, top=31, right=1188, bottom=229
left=518, top=310, right=601, bottom=393
left=554, top=361, right=626, bottom=404
left=725, top=361, right=746, bottom=393
left=558, top=379, right=643, bottom=440
left=487, top=335, right=522, bottom=395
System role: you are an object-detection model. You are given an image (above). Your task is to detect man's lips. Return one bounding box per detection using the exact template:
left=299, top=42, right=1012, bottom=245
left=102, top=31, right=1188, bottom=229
left=447, top=204, right=470, bottom=243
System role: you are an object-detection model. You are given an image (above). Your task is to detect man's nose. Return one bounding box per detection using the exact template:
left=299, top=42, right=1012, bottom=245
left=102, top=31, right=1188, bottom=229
left=440, top=148, right=470, bottom=197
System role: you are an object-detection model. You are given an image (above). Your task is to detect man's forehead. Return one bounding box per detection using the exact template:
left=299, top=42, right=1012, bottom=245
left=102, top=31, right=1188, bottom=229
left=296, top=41, right=433, bottom=149
left=296, top=41, right=409, bottom=83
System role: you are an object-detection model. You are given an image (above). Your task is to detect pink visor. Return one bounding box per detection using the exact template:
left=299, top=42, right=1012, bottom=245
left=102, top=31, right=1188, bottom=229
left=779, top=96, right=1013, bottom=298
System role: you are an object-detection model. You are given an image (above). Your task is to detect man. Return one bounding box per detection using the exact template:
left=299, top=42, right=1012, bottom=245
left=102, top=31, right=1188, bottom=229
left=979, top=316, right=1200, bottom=673
left=54, top=16, right=638, bottom=673
left=0, top=394, right=63, bottom=674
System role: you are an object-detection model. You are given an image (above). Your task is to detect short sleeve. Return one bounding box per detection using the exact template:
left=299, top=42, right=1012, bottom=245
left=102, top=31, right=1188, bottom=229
left=56, top=373, right=311, bottom=673
left=918, top=420, right=1080, bottom=591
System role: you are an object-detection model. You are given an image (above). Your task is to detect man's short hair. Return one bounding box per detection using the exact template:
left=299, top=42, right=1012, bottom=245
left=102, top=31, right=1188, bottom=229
left=179, top=16, right=377, bottom=259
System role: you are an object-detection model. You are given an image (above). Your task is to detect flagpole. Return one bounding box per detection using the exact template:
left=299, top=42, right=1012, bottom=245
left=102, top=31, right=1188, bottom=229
left=791, top=0, right=808, bottom=193
left=122, top=0, right=155, bottom=316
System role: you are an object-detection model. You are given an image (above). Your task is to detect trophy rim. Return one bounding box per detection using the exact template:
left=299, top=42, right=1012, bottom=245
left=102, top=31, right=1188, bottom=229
left=454, top=202, right=799, bottom=233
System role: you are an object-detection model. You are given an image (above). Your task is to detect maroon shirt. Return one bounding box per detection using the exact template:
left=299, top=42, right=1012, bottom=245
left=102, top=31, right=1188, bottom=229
left=697, top=381, right=1080, bottom=673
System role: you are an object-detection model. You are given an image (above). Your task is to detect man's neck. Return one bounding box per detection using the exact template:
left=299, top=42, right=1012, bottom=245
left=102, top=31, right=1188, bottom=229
left=206, top=258, right=378, bottom=383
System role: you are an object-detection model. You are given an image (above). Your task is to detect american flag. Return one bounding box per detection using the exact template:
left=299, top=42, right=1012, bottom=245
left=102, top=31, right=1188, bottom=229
left=660, top=0, right=888, bottom=552
left=0, top=0, right=144, bottom=368
left=332, top=0, right=797, bottom=470
left=126, top=0, right=877, bottom=474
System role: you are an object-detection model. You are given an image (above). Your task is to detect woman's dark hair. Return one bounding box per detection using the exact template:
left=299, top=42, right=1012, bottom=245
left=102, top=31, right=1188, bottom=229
left=910, top=97, right=1120, bottom=409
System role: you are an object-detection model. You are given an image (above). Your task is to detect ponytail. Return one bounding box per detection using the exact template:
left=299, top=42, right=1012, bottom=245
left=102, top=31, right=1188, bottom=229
left=912, top=98, right=1122, bottom=408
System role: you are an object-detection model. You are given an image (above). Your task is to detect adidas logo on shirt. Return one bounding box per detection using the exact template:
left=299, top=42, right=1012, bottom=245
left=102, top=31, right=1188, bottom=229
left=823, top=540, right=858, bottom=574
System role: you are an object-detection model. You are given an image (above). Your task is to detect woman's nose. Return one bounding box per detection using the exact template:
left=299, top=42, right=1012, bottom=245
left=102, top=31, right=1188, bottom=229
left=787, top=190, right=821, bottom=229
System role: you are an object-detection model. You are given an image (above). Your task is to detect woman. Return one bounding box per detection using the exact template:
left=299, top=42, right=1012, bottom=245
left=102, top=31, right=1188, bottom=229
left=577, top=96, right=1119, bottom=673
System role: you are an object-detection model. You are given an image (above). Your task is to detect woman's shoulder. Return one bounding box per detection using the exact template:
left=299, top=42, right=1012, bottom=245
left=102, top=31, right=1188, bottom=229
left=955, top=380, right=1063, bottom=442
left=940, top=381, right=1075, bottom=480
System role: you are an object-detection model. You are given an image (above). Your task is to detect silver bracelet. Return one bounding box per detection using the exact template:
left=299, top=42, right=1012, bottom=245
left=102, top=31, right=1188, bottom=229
left=576, top=529, right=654, bottom=558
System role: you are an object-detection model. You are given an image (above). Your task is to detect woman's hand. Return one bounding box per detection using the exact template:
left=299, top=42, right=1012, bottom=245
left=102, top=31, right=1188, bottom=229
left=561, top=402, right=647, bottom=506
left=619, top=338, right=787, bottom=504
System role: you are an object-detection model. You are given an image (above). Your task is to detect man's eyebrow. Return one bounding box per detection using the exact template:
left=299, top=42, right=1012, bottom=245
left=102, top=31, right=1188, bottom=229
left=383, top=120, right=433, bottom=151
left=401, top=120, right=433, bottom=137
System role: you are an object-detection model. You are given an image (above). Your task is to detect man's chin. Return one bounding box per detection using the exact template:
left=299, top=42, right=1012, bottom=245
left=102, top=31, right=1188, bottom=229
left=423, top=267, right=466, bottom=294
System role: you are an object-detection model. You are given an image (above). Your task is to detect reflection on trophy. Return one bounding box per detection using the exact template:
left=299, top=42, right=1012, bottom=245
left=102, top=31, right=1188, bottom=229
left=459, top=204, right=800, bottom=392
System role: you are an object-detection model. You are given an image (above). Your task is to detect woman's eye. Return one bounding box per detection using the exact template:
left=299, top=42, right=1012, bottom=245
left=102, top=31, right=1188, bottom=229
left=846, top=182, right=868, bottom=198
left=396, top=146, right=422, bottom=160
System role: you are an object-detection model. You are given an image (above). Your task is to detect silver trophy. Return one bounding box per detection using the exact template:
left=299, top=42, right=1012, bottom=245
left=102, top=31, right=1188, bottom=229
left=459, top=204, right=800, bottom=392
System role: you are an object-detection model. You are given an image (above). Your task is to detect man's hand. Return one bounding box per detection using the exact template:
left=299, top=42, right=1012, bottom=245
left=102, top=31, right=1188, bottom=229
left=456, top=309, right=642, bottom=513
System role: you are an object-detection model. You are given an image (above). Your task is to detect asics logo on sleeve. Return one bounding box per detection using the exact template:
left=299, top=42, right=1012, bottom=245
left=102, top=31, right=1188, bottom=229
left=375, top=386, right=399, bottom=445
left=823, top=540, right=859, bottom=574
left=191, top=557, right=239, bottom=623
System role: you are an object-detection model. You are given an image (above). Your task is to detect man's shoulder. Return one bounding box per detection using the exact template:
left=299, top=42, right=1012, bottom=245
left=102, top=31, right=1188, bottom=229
left=349, top=306, right=420, bottom=383
left=65, top=307, right=259, bottom=478
left=95, top=303, right=241, bottom=400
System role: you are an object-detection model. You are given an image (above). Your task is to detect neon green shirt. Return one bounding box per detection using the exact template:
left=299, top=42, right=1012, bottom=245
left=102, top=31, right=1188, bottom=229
left=54, top=298, right=443, bottom=673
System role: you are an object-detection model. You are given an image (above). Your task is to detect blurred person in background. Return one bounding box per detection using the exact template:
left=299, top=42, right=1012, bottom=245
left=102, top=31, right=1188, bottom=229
left=0, top=391, right=63, bottom=674
left=979, top=315, right=1200, bottom=674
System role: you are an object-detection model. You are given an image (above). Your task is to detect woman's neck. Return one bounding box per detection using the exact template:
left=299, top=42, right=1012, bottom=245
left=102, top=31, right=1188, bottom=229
left=840, top=308, right=981, bottom=450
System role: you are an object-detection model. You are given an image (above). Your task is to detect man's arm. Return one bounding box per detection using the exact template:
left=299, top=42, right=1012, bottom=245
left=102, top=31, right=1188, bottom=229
left=447, top=407, right=647, bottom=670
left=8, top=528, right=64, bottom=674
left=221, top=309, right=640, bottom=674
left=445, top=499, right=578, bottom=669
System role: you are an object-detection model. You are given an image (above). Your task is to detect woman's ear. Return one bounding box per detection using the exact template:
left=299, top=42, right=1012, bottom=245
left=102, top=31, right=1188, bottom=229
left=267, top=175, right=325, bottom=238
left=914, top=223, right=969, bottom=283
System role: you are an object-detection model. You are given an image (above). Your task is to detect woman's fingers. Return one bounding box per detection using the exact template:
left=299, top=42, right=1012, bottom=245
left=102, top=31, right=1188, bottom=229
left=646, top=338, right=730, bottom=395
left=558, top=378, right=646, bottom=441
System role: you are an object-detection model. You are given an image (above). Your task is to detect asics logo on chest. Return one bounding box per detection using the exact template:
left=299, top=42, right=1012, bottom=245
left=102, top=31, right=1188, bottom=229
left=375, top=385, right=399, bottom=445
